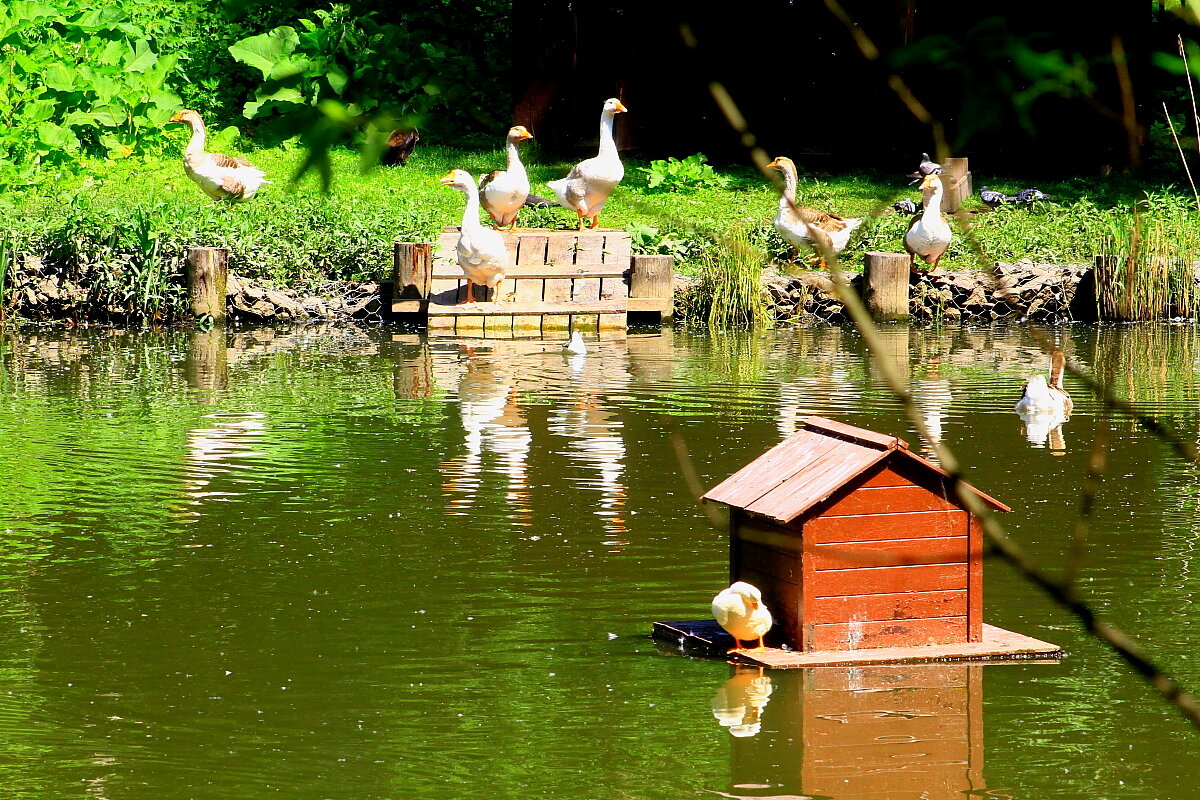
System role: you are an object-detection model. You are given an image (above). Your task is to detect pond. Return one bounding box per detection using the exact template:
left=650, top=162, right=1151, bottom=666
left=0, top=321, right=1198, bottom=799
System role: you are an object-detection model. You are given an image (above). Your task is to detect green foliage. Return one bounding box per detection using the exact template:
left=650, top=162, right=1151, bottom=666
left=641, top=153, right=728, bottom=193
left=678, top=228, right=769, bottom=329
left=625, top=222, right=714, bottom=263
left=0, top=0, right=181, bottom=189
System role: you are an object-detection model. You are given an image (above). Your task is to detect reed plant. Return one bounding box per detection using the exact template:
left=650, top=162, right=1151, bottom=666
left=1096, top=196, right=1200, bottom=320
left=680, top=227, right=770, bottom=329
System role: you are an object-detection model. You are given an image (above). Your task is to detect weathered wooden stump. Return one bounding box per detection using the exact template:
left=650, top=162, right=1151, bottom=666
left=629, top=254, right=675, bottom=319
left=863, top=251, right=911, bottom=322
left=186, top=247, right=228, bottom=323
left=394, top=242, right=432, bottom=302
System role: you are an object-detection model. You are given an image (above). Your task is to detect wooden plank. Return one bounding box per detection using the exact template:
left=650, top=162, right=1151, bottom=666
left=804, top=416, right=906, bottom=450
left=809, top=590, right=968, bottom=624
left=546, top=232, right=577, bottom=267
left=811, top=563, right=967, bottom=597
left=737, top=538, right=803, bottom=584
left=600, top=275, right=629, bottom=301
left=749, top=442, right=886, bottom=522
left=426, top=300, right=627, bottom=316
left=811, top=536, right=968, bottom=571
left=597, top=313, right=627, bottom=335
left=542, top=316, right=570, bottom=337
left=455, top=314, right=484, bottom=337
left=483, top=314, right=514, bottom=338
left=542, top=278, right=573, bottom=304
left=390, top=299, right=426, bottom=314
left=968, top=514, right=983, bottom=642
left=805, top=684, right=968, bottom=718
left=806, top=510, right=967, bottom=544
left=860, top=465, right=919, bottom=488
left=428, top=315, right=456, bottom=335
left=603, top=232, right=632, bottom=267
left=804, top=708, right=968, bottom=740
left=575, top=233, right=605, bottom=265
left=821, top=485, right=960, bottom=516
left=431, top=264, right=628, bottom=279
left=516, top=234, right=549, bottom=266
left=808, top=617, right=968, bottom=651
left=570, top=313, right=599, bottom=333
left=626, top=296, right=672, bottom=312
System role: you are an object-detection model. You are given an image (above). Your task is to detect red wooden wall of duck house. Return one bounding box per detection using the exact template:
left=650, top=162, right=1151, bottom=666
left=703, top=417, right=1010, bottom=653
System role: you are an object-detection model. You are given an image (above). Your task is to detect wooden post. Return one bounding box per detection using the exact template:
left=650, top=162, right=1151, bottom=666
left=186, top=247, right=228, bottom=323
left=629, top=254, right=674, bottom=318
left=184, top=327, right=228, bottom=401
left=942, top=157, right=971, bottom=213
left=394, top=242, right=432, bottom=299
left=863, top=252, right=911, bottom=322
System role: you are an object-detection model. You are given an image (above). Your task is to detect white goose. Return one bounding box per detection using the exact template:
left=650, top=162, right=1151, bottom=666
left=439, top=169, right=511, bottom=305
left=1016, top=351, right=1073, bottom=416
left=168, top=110, right=269, bottom=202
left=712, top=581, right=773, bottom=653
left=479, top=125, right=535, bottom=230
left=904, top=172, right=953, bottom=271
left=548, top=98, right=627, bottom=230
left=766, top=156, right=863, bottom=265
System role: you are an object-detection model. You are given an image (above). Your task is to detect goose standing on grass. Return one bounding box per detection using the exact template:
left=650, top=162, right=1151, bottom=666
left=904, top=172, right=953, bottom=272
left=766, top=156, right=863, bottom=266
left=439, top=169, right=511, bottom=305
left=479, top=125, right=535, bottom=230
left=168, top=110, right=269, bottom=202
left=548, top=98, right=627, bottom=230
left=712, top=581, right=773, bottom=654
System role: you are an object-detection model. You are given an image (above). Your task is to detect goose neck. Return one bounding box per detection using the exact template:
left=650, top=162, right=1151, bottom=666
left=598, top=110, right=618, bottom=159
left=504, top=139, right=526, bottom=176
left=460, top=186, right=484, bottom=231
left=184, top=118, right=207, bottom=159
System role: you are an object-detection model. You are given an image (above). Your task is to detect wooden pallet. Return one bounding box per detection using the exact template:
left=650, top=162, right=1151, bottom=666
left=391, top=228, right=671, bottom=338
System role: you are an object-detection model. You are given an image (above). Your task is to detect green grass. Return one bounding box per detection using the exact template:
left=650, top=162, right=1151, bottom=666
left=0, top=137, right=1196, bottom=324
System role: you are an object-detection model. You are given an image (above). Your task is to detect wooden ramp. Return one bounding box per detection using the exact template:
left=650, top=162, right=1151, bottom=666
left=391, top=228, right=673, bottom=338
left=652, top=620, right=1062, bottom=668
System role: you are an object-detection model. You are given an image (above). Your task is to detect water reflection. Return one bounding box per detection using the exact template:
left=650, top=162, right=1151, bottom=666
left=180, top=411, right=269, bottom=513
left=722, top=665, right=986, bottom=799
left=712, top=666, right=774, bottom=738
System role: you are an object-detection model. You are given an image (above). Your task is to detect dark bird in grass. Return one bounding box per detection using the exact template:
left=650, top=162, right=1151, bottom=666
left=979, top=186, right=1013, bottom=208
left=381, top=129, right=420, bottom=166
left=908, top=152, right=941, bottom=184
left=892, top=198, right=923, bottom=215
left=1013, top=188, right=1053, bottom=204
left=523, top=193, right=558, bottom=208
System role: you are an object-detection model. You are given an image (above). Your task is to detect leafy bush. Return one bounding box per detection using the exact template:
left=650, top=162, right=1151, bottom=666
left=0, top=0, right=181, bottom=188
left=641, top=153, right=728, bottom=193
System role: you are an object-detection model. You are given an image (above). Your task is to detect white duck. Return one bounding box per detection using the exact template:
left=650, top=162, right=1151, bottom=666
left=564, top=331, right=587, bottom=355
left=479, top=125, right=535, bottom=230
left=712, top=581, right=773, bottom=653
left=904, top=172, right=953, bottom=271
left=168, top=110, right=269, bottom=202
left=766, top=156, right=863, bottom=265
left=1016, top=351, right=1073, bottom=416
left=439, top=169, right=511, bottom=304
left=548, top=98, right=627, bottom=230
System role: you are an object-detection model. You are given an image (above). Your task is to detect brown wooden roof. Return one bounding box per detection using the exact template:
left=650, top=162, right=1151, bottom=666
left=702, top=417, right=1009, bottom=523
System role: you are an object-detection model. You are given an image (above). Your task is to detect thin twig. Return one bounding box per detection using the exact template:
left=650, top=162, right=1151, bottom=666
left=1164, top=101, right=1200, bottom=211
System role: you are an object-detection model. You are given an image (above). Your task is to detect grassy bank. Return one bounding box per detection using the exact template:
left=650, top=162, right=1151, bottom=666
left=0, top=137, right=1194, bottom=323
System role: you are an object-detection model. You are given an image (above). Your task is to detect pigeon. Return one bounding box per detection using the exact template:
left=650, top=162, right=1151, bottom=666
left=892, top=198, right=923, bottom=215
left=1013, top=188, right=1053, bottom=204
left=523, top=193, right=558, bottom=208
left=908, top=152, right=942, bottom=184
left=979, top=186, right=1012, bottom=208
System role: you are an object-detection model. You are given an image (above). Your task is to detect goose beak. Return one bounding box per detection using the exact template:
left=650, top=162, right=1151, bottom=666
left=614, top=100, right=628, bottom=113
left=765, top=158, right=780, bottom=169
left=438, top=171, right=457, bottom=186
left=168, top=112, right=186, bottom=124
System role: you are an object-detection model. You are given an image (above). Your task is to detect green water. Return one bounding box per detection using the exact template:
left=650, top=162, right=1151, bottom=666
left=0, top=322, right=1198, bottom=799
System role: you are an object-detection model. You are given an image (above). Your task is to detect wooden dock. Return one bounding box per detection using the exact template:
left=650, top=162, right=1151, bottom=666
left=391, top=228, right=673, bottom=337
left=652, top=620, right=1062, bottom=668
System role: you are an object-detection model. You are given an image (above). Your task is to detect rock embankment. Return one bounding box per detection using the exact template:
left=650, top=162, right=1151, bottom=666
left=766, top=260, right=1093, bottom=323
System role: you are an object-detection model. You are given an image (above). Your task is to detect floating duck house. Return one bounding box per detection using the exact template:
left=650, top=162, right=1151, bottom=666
left=671, top=416, right=1061, bottom=667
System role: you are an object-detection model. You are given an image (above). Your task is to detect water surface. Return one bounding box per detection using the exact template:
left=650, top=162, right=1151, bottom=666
left=1, top=322, right=1198, bottom=799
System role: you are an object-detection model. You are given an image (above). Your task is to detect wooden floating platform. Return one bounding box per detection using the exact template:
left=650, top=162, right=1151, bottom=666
left=652, top=620, right=1062, bottom=668
left=391, top=228, right=674, bottom=338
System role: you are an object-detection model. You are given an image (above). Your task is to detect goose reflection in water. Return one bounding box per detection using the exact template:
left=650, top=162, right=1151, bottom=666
left=1015, top=351, right=1072, bottom=454
left=711, top=666, right=774, bottom=738
left=439, top=350, right=532, bottom=521
left=179, top=411, right=269, bottom=515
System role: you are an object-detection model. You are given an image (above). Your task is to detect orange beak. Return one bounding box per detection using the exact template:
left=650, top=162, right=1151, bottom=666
left=614, top=100, right=628, bottom=113
left=168, top=112, right=186, bottom=124
left=438, top=171, right=457, bottom=186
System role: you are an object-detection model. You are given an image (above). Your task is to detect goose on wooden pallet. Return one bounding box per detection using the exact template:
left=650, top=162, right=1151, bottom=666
left=479, top=125, right=535, bottom=231
left=766, top=156, right=863, bottom=266
left=904, top=172, right=953, bottom=272
left=439, top=169, right=511, bottom=305
left=168, top=110, right=269, bottom=202
left=548, top=98, right=627, bottom=230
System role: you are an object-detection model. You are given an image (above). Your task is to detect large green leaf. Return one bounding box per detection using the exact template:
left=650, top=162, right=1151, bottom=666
left=41, top=63, right=75, bottom=92
left=125, top=39, right=156, bottom=72
left=228, top=26, right=299, bottom=77
left=36, top=121, right=78, bottom=150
